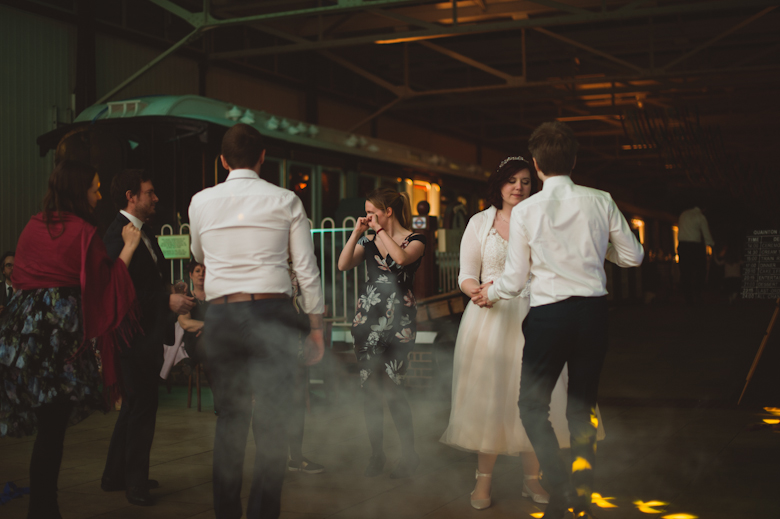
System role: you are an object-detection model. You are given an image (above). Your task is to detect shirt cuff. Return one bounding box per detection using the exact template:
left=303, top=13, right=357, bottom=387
left=487, top=284, right=500, bottom=303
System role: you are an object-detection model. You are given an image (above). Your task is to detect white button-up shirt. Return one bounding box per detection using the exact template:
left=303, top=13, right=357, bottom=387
left=488, top=175, right=644, bottom=307
left=678, top=206, right=714, bottom=246
left=188, top=169, right=325, bottom=314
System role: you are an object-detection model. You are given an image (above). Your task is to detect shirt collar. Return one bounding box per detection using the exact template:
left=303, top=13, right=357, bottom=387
left=226, top=169, right=260, bottom=181
left=120, top=210, right=145, bottom=230
left=541, top=174, right=574, bottom=190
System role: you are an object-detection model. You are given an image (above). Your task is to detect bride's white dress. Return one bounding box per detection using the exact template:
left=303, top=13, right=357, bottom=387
left=440, top=227, right=605, bottom=455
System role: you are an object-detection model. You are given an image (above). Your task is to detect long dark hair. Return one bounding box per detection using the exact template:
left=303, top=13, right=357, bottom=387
left=42, top=160, right=98, bottom=236
left=486, top=156, right=534, bottom=209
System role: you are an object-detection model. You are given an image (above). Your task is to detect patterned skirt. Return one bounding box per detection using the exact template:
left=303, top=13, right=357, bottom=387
left=0, top=287, right=104, bottom=437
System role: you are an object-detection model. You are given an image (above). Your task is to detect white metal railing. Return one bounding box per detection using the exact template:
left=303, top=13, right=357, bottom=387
left=436, top=251, right=459, bottom=294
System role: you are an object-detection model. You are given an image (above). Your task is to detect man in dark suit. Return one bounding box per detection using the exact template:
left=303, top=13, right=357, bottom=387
left=0, top=251, right=14, bottom=313
left=100, top=169, right=195, bottom=506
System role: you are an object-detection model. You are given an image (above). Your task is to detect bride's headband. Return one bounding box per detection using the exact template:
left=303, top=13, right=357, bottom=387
left=498, top=155, right=527, bottom=170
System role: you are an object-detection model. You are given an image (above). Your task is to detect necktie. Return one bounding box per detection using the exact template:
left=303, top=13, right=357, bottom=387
left=6, top=285, right=12, bottom=300
left=140, top=225, right=158, bottom=264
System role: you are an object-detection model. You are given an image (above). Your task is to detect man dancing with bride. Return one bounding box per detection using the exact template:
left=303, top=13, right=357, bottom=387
left=440, top=156, right=605, bottom=510
left=473, top=122, right=643, bottom=518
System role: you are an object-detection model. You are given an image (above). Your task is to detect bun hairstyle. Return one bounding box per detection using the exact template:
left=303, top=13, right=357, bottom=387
left=486, top=156, right=534, bottom=209
left=366, top=188, right=412, bottom=229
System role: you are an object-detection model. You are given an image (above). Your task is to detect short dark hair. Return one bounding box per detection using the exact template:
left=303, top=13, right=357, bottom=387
left=1, top=251, right=13, bottom=267
left=111, top=169, right=150, bottom=210
left=186, top=260, right=203, bottom=274
left=486, top=157, right=534, bottom=209
left=527, top=121, right=579, bottom=175
left=42, top=160, right=99, bottom=228
left=221, top=124, right=264, bottom=170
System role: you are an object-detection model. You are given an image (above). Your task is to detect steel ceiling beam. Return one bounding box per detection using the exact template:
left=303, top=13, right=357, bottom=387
left=418, top=40, right=520, bottom=83
left=207, top=0, right=778, bottom=59
left=532, top=27, right=646, bottom=74
left=663, top=5, right=778, bottom=70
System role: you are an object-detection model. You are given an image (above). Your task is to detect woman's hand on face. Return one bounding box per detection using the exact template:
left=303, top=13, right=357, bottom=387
left=121, top=223, right=142, bottom=249
left=366, top=214, right=382, bottom=232
left=355, top=216, right=370, bottom=235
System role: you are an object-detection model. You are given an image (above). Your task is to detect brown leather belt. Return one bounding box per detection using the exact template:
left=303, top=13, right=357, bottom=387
left=210, top=293, right=289, bottom=305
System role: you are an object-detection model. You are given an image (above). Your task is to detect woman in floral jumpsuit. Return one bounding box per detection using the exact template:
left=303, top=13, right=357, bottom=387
left=338, top=188, right=426, bottom=479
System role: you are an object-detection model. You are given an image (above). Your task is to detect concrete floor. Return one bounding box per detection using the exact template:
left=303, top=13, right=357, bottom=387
left=1, top=301, right=779, bottom=519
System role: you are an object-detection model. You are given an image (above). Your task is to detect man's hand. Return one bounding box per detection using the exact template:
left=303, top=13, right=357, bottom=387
left=302, top=329, right=325, bottom=366
left=471, top=281, right=494, bottom=308
left=169, top=293, right=196, bottom=315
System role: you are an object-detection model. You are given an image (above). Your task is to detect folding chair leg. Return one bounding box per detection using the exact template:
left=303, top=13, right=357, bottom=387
left=196, top=364, right=202, bottom=412
left=187, top=371, right=193, bottom=409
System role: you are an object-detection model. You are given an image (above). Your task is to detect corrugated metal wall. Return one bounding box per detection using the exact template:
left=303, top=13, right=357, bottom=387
left=0, top=5, right=76, bottom=254
left=96, top=34, right=199, bottom=101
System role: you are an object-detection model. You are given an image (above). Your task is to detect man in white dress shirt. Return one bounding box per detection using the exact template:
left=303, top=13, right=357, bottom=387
left=677, top=205, right=714, bottom=303
left=474, top=122, right=644, bottom=518
left=189, top=124, right=325, bottom=519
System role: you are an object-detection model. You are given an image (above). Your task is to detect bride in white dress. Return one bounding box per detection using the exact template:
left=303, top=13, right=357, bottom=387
left=439, top=157, right=605, bottom=510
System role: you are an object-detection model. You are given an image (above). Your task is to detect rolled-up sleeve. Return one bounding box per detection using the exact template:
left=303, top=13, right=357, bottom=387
left=189, top=196, right=204, bottom=264
left=288, top=196, right=325, bottom=314
left=604, top=197, right=644, bottom=267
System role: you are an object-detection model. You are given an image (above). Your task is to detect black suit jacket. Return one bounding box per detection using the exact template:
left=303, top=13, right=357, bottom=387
left=104, top=213, right=174, bottom=372
left=0, top=279, right=12, bottom=307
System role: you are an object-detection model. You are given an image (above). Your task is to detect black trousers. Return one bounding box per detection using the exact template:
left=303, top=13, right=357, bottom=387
left=28, top=399, right=73, bottom=519
left=518, top=296, right=608, bottom=507
left=204, top=299, right=299, bottom=519
left=678, top=241, right=707, bottom=302
left=102, top=354, right=160, bottom=490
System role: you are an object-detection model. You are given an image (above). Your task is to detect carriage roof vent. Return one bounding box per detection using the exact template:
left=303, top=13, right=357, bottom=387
left=107, top=100, right=148, bottom=118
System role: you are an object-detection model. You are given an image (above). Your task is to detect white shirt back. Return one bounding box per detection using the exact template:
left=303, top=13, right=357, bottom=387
left=488, top=175, right=644, bottom=307
left=189, top=169, right=324, bottom=314
left=678, top=206, right=714, bottom=246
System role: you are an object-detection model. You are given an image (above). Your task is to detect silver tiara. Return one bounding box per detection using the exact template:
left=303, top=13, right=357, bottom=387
left=498, top=156, right=527, bottom=170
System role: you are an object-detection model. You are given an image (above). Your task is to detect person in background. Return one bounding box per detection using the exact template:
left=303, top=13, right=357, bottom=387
left=677, top=204, right=714, bottom=303
left=189, top=123, right=325, bottom=519
left=101, top=169, right=195, bottom=507
left=338, top=188, right=426, bottom=479
left=0, top=250, right=14, bottom=313
left=474, top=122, right=644, bottom=519
left=178, top=260, right=208, bottom=366
left=0, top=160, right=141, bottom=519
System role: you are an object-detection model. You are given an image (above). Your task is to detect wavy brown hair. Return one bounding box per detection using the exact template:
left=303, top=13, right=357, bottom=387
left=42, top=160, right=98, bottom=237
left=366, top=188, right=412, bottom=229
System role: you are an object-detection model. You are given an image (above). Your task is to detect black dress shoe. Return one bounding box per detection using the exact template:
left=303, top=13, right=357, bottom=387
left=542, top=489, right=578, bottom=519
left=364, top=453, right=386, bottom=478
left=126, top=488, right=155, bottom=506
left=146, top=479, right=160, bottom=490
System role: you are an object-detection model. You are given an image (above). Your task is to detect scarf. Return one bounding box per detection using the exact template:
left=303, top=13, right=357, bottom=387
left=12, top=213, right=140, bottom=402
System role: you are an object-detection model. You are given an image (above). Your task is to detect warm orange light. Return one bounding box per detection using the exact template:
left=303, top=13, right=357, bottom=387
left=661, top=515, right=698, bottom=519
left=572, top=457, right=592, bottom=472
left=763, top=419, right=780, bottom=424
left=672, top=226, right=679, bottom=263
left=631, top=218, right=646, bottom=245
left=764, top=407, right=780, bottom=415
left=530, top=513, right=545, bottom=518
left=591, top=493, right=617, bottom=508
left=634, top=500, right=668, bottom=513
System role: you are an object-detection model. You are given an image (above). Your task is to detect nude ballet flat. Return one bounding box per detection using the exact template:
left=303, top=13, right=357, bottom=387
left=521, top=474, right=550, bottom=504
left=470, top=469, right=492, bottom=510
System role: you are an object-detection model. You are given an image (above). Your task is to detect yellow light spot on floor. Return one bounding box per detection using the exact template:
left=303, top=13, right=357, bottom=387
left=763, top=418, right=780, bottom=424
left=661, top=514, right=698, bottom=519
left=530, top=513, right=544, bottom=518
left=634, top=500, right=668, bottom=513
left=590, top=408, right=599, bottom=428
left=572, top=457, right=592, bottom=472
left=591, top=493, right=618, bottom=508
left=764, top=407, right=780, bottom=415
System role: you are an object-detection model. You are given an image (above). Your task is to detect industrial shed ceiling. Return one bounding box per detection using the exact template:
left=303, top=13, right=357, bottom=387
left=8, top=0, right=780, bottom=218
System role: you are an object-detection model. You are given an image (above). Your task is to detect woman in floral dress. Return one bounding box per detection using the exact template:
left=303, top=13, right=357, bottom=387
left=338, top=188, right=426, bottom=479
left=0, top=160, right=141, bottom=519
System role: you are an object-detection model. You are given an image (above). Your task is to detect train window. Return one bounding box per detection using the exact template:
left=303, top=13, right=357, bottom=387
left=321, top=168, right=342, bottom=221
left=288, top=163, right=314, bottom=217
left=260, top=159, right=281, bottom=186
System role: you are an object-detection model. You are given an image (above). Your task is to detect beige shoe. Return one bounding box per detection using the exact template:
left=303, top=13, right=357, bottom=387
left=470, top=469, right=492, bottom=510
left=521, top=474, right=549, bottom=504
